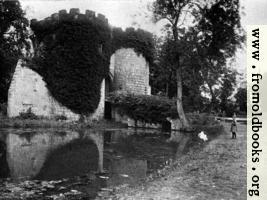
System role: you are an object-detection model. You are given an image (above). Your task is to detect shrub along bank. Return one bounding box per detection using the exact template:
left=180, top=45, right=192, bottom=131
left=107, top=92, right=178, bottom=124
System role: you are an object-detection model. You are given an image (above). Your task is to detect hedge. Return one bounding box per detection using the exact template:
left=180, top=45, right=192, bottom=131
left=107, top=92, right=178, bottom=124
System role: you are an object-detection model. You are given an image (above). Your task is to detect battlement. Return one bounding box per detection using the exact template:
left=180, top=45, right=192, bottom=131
left=30, top=8, right=109, bottom=27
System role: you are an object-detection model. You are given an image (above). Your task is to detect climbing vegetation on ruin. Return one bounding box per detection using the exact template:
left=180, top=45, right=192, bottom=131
left=29, top=13, right=155, bottom=115
left=108, top=92, right=178, bottom=124
left=111, top=27, right=155, bottom=66
left=30, top=15, right=111, bottom=115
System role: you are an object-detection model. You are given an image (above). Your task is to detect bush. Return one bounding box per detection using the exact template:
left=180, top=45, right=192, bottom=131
left=187, top=113, right=219, bottom=126
left=107, top=92, right=178, bottom=124
left=187, top=113, right=223, bottom=138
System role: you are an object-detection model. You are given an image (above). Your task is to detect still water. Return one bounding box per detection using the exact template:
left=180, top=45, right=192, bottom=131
left=0, top=128, right=192, bottom=198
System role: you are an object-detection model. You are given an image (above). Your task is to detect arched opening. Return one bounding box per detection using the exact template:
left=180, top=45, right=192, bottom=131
left=162, top=120, right=172, bottom=132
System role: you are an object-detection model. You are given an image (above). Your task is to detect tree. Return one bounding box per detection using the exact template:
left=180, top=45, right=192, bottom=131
left=150, top=36, right=180, bottom=98
left=150, top=35, right=205, bottom=112
left=151, top=0, right=243, bottom=127
left=219, top=70, right=237, bottom=110
left=193, top=0, right=244, bottom=111
left=235, top=87, right=247, bottom=113
left=0, top=0, right=29, bottom=103
left=216, top=69, right=238, bottom=116
left=151, top=0, right=195, bottom=128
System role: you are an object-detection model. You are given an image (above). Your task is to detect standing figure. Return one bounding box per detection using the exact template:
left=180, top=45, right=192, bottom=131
left=230, top=115, right=237, bottom=139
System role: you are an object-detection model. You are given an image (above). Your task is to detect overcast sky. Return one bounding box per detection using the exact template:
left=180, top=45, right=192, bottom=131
left=20, top=0, right=267, bottom=76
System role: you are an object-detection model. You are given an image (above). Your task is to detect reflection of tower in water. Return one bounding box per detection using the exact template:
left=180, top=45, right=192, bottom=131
left=167, top=131, right=190, bottom=158
left=0, top=139, right=10, bottom=178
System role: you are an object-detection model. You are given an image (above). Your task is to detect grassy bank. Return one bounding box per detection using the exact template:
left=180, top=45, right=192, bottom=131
left=103, top=122, right=245, bottom=200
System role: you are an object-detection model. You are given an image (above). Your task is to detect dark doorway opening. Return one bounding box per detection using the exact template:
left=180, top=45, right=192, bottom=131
left=104, top=101, right=112, bottom=119
left=162, top=120, right=171, bottom=132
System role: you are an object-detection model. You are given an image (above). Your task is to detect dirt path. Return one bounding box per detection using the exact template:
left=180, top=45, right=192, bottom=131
left=107, top=122, right=246, bottom=200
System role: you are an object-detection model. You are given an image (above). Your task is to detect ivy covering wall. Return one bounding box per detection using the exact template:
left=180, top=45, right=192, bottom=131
left=29, top=10, right=155, bottom=115
left=111, top=27, right=155, bottom=66
left=30, top=15, right=111, bottom=115
left=108, top=92, right=178, bottom=123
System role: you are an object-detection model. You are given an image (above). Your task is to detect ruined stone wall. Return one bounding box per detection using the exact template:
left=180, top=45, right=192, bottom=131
left=112, top=48, right=151, bottom=95
left=89, top=79, right=105, bottom=121
left=7, top=9, right=152, bottom=120
left=7, top=60, right=105, bottom=121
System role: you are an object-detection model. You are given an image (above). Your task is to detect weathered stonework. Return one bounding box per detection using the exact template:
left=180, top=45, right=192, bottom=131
left=7, top=60, right=105, bottom=121
left=111, top=107, right=162, bottom=129
left=112, top=48, right=151, bottom=95
left=111, top=107, right=183, bottom=130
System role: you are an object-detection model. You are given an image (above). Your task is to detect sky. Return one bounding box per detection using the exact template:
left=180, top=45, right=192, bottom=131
left=20, top=0, right=267, bottom=78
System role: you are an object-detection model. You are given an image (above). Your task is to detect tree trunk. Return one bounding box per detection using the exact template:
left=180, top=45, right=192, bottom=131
left=207, top=81, right=216, bottom=111
left=166, top=82, right=169, bottom=97
left=176, top=67, right=189, bottom=128
left=173, top=27, right=189, bottom=129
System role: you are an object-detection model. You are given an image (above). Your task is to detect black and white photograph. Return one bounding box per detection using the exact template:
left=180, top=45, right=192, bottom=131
left=0, top=0, right=266, bottom=199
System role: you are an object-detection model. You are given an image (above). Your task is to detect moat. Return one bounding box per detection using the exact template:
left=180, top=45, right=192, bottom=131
left=0, top=128, right=195, bottom=199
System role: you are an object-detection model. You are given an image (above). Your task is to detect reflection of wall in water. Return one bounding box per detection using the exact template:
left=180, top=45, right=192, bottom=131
left=0, top=139, right=9, bottom=178
left=5, top=129, right=104, bottom=179
left=104, top=129, right=148, bottom=144
left=6, top=130, right=79, bottom=178
left=84, top=130, right=104, bottom=173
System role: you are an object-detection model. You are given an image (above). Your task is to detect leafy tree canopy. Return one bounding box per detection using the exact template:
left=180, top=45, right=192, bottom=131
left=150, top=0, right=244, bottom=113
left=234, top=87, right=246, bottom=113
left=0, top=0, right=29, bottom=103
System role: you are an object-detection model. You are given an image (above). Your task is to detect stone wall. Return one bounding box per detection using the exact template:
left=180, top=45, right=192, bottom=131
left=111, top=107, right=162, bottom=129
left=112, top=48, right=151, bottom=95
left=111, top=107, right=183, bottom=130
left=7, top=60, right=105, bottom=121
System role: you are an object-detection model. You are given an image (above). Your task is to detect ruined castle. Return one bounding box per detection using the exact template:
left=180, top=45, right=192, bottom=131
left=7, top=9, right=151, bottom=121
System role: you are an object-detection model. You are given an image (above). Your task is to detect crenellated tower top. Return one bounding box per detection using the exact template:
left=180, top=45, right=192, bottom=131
left=30, top=8, right=109, bottom=28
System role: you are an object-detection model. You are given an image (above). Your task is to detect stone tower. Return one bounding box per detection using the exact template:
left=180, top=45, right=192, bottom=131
left=110, top=48, right=151, bottom=95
